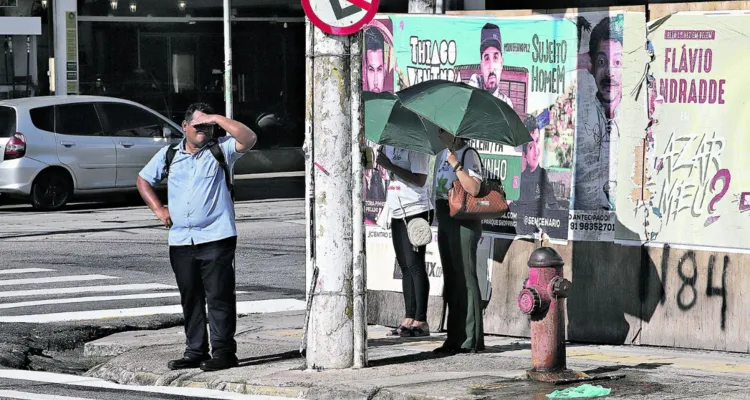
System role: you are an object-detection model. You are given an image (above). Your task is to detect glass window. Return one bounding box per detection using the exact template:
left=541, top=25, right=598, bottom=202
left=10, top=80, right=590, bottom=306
left=29, top=106, right=54, bottom=132
left=55, top=103, right=103, bottom=136
left=97, top=103, right=165, bottom=138
left=0, top=107, right=16, bottom=138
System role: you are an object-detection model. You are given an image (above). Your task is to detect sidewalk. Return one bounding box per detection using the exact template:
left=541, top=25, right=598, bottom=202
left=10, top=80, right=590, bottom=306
left=84, top=311, right=750, bottom=399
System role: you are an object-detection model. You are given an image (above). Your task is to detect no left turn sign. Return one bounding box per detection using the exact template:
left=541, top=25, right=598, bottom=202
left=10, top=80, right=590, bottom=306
left=302, top=0, right=380, bottom=36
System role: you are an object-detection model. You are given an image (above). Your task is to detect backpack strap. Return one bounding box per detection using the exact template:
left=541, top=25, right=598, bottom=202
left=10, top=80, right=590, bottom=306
left=163, top=144, right=178, bottom=178
left=208, top=141, right=235, bottom=201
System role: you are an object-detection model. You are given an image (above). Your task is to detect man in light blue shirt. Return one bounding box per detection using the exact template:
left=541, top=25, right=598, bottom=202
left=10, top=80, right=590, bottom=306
left=137, top=102, right=257, bottom=372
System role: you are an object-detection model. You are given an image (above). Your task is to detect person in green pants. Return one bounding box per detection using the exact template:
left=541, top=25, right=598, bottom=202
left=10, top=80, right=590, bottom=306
left=431, top=130, right=485, bottom=354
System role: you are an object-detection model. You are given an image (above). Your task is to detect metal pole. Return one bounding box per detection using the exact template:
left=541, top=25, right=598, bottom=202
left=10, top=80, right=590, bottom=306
left=9, top=37, right=15, bottom=99
left=4, top=37, right=8, bottom=88
left=223, top=0, right=232, bottom=119
left=305, top=23, right=354, bottom=370
left=350, top=30, right=367, bottom=369
left=25, top=36, right=30, bottom=96
left=302, top=16, right=315, bottom=358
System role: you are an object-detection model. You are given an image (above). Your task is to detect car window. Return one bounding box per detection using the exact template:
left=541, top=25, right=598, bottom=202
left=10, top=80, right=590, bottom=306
left=55, top=103, right=104, bottom=136
left=98, top=102, right=166, bottom=138
left=29, top=106, right=54, bottom=132
left=0, top=107, right=16, bottom=138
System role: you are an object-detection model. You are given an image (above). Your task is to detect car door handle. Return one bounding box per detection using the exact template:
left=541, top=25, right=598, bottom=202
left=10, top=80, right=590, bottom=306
left=60, top=141, right=75, bottom=148
left=119, top=142, right=135, bottom=148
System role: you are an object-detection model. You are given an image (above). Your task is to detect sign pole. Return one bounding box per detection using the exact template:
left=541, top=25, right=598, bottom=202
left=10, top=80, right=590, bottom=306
left=350, top=30, right=367, bottom=369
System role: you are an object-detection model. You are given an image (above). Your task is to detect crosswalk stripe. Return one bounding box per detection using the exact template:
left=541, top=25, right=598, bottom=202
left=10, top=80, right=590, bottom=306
left=0, top=299, right=307, bottom=323
left=0, top=290, right=251, bottom=309
left=0, top=268, right=56, bottom=275
left=0, top=275, right=117, bottom=287
left=0, top=390, right=94, bottom=400
left=0, top=292, right=182, bottom=309
left=0, top=283, right=176, bottom=298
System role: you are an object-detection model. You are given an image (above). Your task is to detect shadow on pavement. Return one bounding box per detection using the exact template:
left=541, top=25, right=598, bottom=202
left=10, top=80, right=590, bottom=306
left=238, top=350, right=303, bottom=368
left=584, top=362, right=672, bottom=374
left=368, top=351, right=449, bottom=367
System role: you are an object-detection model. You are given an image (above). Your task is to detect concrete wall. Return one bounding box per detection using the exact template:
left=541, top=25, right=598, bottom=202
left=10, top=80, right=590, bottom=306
left=368, top=235, right=750, bottom=352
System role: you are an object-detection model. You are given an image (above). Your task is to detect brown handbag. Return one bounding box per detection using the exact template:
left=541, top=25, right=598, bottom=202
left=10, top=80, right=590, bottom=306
left=448, top=148, right=510, bottom=220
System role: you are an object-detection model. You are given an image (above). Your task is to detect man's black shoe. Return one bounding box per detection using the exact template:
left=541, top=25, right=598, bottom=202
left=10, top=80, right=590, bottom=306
left=200, top=357, right=239, bottom=372
left=167, top=356, right=209, bottom=370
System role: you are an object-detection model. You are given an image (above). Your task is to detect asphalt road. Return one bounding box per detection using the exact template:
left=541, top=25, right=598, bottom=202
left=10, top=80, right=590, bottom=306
left=0, top=176, right=306, bottom=371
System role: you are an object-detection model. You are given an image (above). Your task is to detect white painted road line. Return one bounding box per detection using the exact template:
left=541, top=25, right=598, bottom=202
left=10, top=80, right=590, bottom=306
left=0, top=268, right=56, bottom=275
left=0, top=283, right=176, bottom=298
left=0, top=298, right=306, bottom=323
left=0, top=369, right=296, bottom=399
left=0, top=275, right=118, bottom=287
left=0, top=390, right=95, bottom=400
left=0, top=290, right=251, bottom=309
left=0, top=292, right=181, bottom=309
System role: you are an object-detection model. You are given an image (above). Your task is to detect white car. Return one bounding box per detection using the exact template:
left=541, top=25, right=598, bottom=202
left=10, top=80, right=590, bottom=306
left=0, top=95, right=183, bottom=210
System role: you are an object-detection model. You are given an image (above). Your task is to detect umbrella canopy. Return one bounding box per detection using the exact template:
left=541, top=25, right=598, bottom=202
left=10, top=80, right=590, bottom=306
left=363, top=91, right=446, bottom=155
left=396, top=79, right=531, bottom=147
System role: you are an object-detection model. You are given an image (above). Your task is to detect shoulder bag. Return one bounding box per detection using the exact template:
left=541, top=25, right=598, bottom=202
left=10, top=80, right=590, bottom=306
left=448, top=147, right=509, bottom=220
left=397, top=197, right=433, bottom=250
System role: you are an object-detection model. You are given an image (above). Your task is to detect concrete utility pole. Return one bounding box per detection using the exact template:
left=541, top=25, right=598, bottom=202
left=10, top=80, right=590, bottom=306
left=223, top=0, right=233, bottom=119
left=408, top=0, right=444, bottom=14
left=304, top=19, right=365, bottom=369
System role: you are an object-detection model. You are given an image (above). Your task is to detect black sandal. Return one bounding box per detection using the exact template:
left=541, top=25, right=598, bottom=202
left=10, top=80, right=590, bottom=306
left=386, top=325, right=407, bottom=337
left=400, top=326, right=430, bottom=337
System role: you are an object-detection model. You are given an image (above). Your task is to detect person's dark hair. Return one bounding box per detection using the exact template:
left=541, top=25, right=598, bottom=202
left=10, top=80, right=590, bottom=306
left=365, top=27, right=385, bottom=53
left=523, top=114, right=538, bottom=154
left=588, top=16, right=623, bottom=61
left=184, top=102, right=215, bottom=123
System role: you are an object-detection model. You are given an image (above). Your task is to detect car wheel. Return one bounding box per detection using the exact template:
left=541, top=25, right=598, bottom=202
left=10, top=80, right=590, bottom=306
left=30, top=170, right=73, bottom=211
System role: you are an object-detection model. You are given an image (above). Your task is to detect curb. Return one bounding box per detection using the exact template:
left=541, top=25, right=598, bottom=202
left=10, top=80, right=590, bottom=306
left=86, top=364, right=308, bottom=398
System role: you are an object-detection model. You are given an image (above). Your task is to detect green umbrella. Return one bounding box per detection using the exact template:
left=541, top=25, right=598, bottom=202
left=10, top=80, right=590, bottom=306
left=397, top=80, right=531, bottom=147
left=364, top=91, right=446, bottom=156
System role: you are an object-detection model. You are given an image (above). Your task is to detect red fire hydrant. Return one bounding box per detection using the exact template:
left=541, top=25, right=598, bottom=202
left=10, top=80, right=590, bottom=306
left=517, top=247, right=575, bottom=382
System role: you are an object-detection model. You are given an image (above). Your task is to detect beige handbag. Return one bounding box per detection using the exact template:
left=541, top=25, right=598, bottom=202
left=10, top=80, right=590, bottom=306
left=397, top=197, right=432, bottom=250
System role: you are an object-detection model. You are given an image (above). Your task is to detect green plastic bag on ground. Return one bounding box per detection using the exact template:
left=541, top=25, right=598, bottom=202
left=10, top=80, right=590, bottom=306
left=546, top=384, right=612, bottom=398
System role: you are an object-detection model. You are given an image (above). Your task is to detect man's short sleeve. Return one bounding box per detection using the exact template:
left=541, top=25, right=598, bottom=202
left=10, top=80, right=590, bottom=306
left=408, top=150, right=430, bottom=175
left=139, top=145, right=170, bottom=186
left=218, top=136, right=246, bottom=166
left=463, top=149, right=484, bottom=181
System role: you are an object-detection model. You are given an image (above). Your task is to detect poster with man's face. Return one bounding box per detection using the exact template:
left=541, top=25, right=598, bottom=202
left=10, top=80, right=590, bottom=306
left=362, top=20, right=396, bottom=225
left=570, top=13, right=625, bottom=241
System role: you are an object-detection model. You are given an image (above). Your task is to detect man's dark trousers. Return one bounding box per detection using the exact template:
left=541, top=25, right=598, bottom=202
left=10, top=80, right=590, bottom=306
left=169, top=236, right=237, bottom=360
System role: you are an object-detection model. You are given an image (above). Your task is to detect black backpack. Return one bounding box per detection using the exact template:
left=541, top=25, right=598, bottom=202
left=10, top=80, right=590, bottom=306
left=163, top=140, right=235, bottom=201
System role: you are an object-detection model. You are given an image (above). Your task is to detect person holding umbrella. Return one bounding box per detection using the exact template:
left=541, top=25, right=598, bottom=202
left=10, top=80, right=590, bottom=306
left=377, top=145, right=434, bottom=338
left=364, top=79, right=532, bottom=352
left=432, top=131, right=485, bottom=354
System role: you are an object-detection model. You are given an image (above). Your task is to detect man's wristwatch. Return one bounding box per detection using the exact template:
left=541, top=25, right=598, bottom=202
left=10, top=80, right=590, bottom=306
left=453, top=163, right=463, bottom=172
